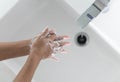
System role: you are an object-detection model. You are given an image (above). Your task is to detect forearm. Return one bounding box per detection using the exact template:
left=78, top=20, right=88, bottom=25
left=13, top=51, right=41, bottom=82
left=0, top=39, right=31, bottom=61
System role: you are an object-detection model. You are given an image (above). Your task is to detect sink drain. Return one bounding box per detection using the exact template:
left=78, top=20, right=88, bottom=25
left=75, top=32, right=89, bottom=46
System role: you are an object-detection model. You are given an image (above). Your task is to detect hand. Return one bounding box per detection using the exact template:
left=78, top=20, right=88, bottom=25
left=30, top=27, right=70, bottom=60
left=13, top=27, right=70, bottom=82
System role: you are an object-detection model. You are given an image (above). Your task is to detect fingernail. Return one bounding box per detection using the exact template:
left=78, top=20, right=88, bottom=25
left=43, top=26, right=49, bottom=32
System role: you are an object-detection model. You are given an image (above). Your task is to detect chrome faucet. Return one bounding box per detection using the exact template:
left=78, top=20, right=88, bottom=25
left=77, top=0, right=110, bottom=28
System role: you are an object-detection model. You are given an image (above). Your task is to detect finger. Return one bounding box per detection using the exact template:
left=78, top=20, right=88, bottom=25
left=41, top=27, right=49, bottom=37
left=63, top=36, right=70, bottom=39
left=48, top=34, right=56, bottom=41
left=54, top=35, right=70, bottom=41
left=49, top=28, right=56, bottom=35
left=55, top=47, right=68, bottom=53
left=48, top=41, right=54, bottom=50
left=50, top=54, right=59, bottom=62
left=61, top=42, right=71, bottom=46
left=58, top=42, right=71, bottom=47
left=53, top=42, right=71, bottom=48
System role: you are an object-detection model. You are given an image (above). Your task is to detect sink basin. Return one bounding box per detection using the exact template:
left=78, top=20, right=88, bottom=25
left=0, top=0, right=120, bottom=82
left=93, top=0, right=120, bottom=49
left=0, top=62, right=15, bottom=82
left=64, top=0, right=95, bottom=15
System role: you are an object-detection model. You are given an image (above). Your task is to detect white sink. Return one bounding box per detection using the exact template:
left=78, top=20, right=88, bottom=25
left=0, top=62, right=15, bottom=82
left=93, top=0, right=120, bottom=49
left=0, top=0, right=120, bottom=82
left=64, top=0, right=95, bottom=15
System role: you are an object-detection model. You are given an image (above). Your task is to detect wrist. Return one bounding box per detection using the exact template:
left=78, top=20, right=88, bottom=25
left=22, top=39, right=31, bottom=55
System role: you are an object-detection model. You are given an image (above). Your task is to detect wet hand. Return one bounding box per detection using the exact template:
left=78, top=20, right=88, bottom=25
left=30, top=27, right=70, bottom=60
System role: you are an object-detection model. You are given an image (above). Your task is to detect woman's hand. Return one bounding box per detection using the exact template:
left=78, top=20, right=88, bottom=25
left=31, top=28, right=56, bottom=59
left=30, top=27, right=70, bottom=60
left=14, top=27, right=70, bottom=82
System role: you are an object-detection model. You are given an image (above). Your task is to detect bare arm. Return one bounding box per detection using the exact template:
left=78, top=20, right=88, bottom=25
left=13, top=51, right=42, bottom=82
left=0, top=39, right=31, bottom=61
left=13, top=28, right=55, bottom=82
left=13, top=28, right=70, bottom=82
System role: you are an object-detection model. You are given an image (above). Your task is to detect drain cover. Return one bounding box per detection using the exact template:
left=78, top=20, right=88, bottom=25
left=75, top=32, right=89, bottom=46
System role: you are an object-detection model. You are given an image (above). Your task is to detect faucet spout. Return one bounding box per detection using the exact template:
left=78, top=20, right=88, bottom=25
left=77, top=0, right=110, bottom=28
